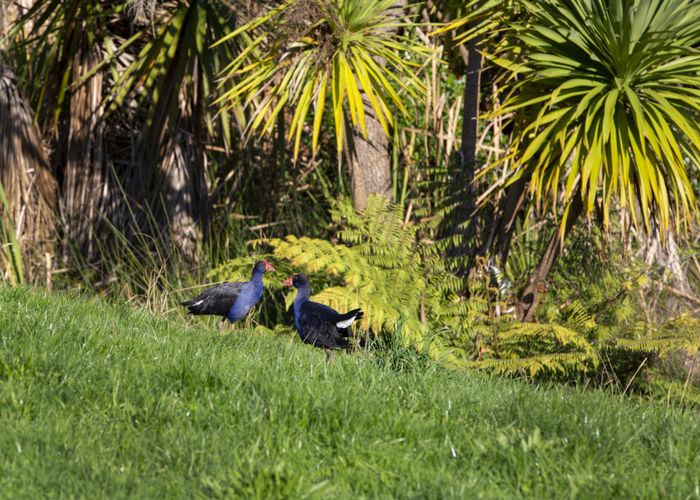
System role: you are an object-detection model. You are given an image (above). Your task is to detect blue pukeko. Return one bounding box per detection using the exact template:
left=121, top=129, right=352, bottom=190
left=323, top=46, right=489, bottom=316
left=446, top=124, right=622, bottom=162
left=182, top=260, right=275, bottom=325
left=283, top=273, right=363, bottom=360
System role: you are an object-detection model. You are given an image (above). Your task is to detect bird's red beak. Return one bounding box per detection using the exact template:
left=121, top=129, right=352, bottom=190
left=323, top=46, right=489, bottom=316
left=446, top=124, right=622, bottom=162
left=262, top=260, right=275, bottom=272
left=282, top=276, right=293, bottom=287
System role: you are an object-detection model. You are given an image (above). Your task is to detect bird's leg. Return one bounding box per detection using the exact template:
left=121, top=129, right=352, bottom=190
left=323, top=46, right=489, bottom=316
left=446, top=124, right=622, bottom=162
left=351, top=334, right=360, bottom=353
left=325, top=349, right=335, bottom=363
left=219, top=318, right=227, bottom=331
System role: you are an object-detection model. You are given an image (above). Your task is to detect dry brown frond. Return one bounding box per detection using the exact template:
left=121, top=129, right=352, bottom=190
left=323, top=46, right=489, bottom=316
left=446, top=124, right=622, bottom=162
left=61, top=43, right=107, bottom=260
left=0, top=59, right=57, bottom=283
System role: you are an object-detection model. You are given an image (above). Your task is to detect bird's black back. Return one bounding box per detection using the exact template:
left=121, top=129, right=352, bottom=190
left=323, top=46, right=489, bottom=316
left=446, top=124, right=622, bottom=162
left=181, top=282, right=244, bottom=317
left=297, top=301, right=356, bottom=350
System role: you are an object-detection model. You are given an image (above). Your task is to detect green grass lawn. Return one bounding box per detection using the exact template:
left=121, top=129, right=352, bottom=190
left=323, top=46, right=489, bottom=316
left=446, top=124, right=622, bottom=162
left=1, top=286, right=699, bottom=498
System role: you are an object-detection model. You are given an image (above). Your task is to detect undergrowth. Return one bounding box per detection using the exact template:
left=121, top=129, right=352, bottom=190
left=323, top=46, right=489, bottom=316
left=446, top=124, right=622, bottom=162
left=207, top=196, right=700, bottom=405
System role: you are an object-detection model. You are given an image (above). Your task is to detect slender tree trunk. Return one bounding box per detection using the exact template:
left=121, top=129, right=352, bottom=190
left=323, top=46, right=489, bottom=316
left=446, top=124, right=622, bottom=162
left=435, top=27, right=483, bottom=279
left=492, top=173, right=530, bottom=265
left=451, top=34, right=483, bottom=264
left=518, top=193, right=584, bottom=321
left=0, top=59, right=57, bottom=281
left=460, top=35, right=481, bottom=209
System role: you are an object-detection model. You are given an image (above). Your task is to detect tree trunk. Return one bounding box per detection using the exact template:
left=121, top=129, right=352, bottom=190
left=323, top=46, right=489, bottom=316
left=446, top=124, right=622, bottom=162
left=345, top=0, right=405, bottom=211
left=460, top=35, right=481, bottom=206
left=156, top=103, right=208, bottom=261
left=492, top=173, right=530, bottom=265
left=0, top=59, right=57, bottom=282
left=518, top=192, right=584, bottom=321
left=61, top=40, right=106, bottom=261
left=345, top=97, right=392, bottom=210
left=639, top=224, right=693, bottom=318
left=435, top=29, right=483, bottom=277
left=643, top=228, right=691, bottom=295
left=147, top=60, right=208, bottom=262
left=452, top=34, right=483, bottom=262
left=480, top=116, right=535, bottom=266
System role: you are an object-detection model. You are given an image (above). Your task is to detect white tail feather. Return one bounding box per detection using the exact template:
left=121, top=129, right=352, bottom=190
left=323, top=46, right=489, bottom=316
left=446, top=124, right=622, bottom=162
left=336, top=316, right=356, bottom=329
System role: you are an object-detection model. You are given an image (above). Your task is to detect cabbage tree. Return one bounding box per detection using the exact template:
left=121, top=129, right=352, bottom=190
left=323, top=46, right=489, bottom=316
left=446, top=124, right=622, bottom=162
left=8, top=0, right=237, bottom=260
left=0, top=60, right=56, bottom=284
left=216, top=0, right=428, bottom=209
left=492, top=0, right=700, bottom=319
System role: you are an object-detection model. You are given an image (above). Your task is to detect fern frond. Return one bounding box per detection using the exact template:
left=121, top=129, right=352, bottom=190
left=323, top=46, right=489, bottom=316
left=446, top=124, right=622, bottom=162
left=466, top=322, right=599, bottom=378
left=612, top=316, right=700, bottom=356
left=468, top=351, right=596, bottom=377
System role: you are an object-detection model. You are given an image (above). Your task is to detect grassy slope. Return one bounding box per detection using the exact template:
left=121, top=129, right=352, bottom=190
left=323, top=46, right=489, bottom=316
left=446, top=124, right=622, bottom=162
left=1, top=287, right=699, bottom=499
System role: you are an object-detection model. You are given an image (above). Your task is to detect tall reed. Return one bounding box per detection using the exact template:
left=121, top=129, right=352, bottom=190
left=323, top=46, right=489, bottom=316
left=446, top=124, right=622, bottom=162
left=0, top=180, right=24, bottom=285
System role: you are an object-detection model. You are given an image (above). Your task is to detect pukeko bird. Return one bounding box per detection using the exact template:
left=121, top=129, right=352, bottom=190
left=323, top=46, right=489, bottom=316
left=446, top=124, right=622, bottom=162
left=283, top=273, right=363, bottom=360
left=181, top=260, right=275, bottom=326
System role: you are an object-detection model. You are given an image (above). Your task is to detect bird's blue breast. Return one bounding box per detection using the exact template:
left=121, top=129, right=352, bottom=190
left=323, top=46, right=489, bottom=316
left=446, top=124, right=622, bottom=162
left=227, top=281, right=263, bottom=323
left=293, top=299, right=304, bottom=332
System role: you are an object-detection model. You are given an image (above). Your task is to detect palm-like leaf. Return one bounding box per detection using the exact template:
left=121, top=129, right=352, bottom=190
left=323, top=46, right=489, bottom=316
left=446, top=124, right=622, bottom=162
left=6, top=0, right=138, bottom=129
left=109, top=1, right=238, bottom=147
left=495, top=0, right=700, bottom=233
left=432, top=0, right=508, bottom=44
left=216, top=0, right=429, bottom=157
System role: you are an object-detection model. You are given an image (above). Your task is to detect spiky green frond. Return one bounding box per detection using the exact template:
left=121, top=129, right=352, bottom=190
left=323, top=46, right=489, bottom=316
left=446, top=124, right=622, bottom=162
left=216, top=0, right=429, bottom=157
left=108, top=0, right=238, bottom=151
left=432, top=0, right=511, bottom=45
left=492, top=0, right=700, bottom=234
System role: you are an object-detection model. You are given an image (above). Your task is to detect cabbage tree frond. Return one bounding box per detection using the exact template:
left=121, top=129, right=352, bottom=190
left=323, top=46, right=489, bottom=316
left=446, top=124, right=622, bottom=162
left=491, top=0, right=700, bottom=234
left=216, top=0, right=430, bottom=158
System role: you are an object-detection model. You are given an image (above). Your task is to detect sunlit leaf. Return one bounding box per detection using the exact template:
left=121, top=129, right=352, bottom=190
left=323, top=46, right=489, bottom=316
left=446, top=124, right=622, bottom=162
left=487, top=0, right=700, bottom=235
left=216, top=0, right=429, bottom=158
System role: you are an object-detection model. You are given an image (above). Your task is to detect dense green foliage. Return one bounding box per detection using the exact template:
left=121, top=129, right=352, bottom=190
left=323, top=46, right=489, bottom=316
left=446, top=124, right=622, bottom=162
left=493, top=0, right=700, bottom=231
left=210, top=196, right=463, bottom=342
left=207, top=197, right=700, bottom=399
left=2, top=286, right=700, bottom=498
